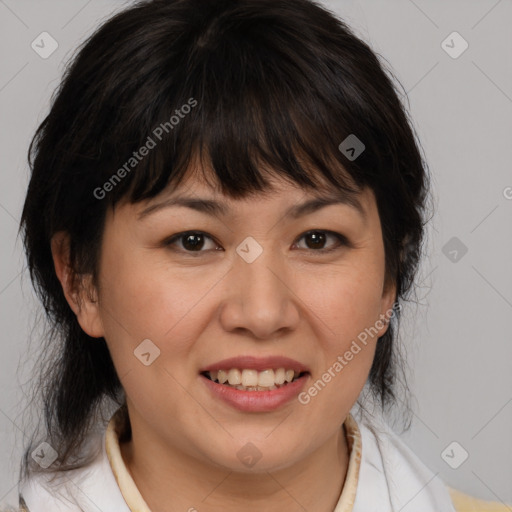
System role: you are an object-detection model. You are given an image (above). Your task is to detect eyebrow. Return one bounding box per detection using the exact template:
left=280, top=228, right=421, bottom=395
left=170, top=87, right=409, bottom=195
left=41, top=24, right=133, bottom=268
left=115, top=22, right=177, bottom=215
left=137, top=190, right=366, bottom=221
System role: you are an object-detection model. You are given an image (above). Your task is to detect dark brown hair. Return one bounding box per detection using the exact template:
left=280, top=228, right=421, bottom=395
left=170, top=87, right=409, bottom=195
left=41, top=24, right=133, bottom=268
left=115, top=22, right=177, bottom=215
left=19, top=0, right=430, bottom=481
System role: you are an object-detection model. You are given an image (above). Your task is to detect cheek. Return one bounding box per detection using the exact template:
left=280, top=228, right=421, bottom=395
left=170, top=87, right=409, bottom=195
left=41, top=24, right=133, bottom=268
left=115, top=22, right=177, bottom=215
left=293, top=254, right=386, bottom=403
left=297, top=268, right=382, bottom=418
left=97, top=247, right=219, bottom=368
left=298, top=260, right=385, bottom=340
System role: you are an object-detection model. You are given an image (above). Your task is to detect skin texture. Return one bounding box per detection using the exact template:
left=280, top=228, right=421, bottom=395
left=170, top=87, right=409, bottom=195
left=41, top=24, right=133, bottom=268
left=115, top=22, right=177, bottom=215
left=52, top=167, right=396, bottom=512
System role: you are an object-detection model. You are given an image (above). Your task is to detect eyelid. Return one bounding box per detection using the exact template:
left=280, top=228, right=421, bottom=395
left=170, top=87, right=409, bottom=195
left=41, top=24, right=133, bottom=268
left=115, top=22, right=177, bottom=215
left=162, top=230, right=222, bottom=253
left=292, top=230, right=351, bottom=253
left=162, top=229, right=350, bottom=254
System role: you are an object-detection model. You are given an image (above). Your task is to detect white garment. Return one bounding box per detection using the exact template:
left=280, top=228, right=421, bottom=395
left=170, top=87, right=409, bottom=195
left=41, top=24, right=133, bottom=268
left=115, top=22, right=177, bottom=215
left=19, top=429, right=131, bottom=512
left=19, top=407, right=456, bottom=512
left=349, top=409, right=456, bottom=512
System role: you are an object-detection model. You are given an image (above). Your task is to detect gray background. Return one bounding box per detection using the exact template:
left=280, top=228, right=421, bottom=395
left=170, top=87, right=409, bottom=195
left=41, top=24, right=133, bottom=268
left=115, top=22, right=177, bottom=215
left=1, top=0, right=511, bottom=507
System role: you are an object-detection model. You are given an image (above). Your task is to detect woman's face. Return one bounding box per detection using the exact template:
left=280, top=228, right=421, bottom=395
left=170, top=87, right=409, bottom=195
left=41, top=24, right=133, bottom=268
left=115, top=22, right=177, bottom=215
left=75, top=167, right=396, bottom=472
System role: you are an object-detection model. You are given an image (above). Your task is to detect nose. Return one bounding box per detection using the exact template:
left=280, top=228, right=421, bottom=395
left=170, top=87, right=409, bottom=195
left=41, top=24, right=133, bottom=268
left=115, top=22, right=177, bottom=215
left=218, top=248, right=301, bottom=339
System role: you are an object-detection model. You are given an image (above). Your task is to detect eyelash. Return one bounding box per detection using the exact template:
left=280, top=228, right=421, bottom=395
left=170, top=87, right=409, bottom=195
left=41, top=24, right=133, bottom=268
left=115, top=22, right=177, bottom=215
left=162, top=230, right=350, bottom=256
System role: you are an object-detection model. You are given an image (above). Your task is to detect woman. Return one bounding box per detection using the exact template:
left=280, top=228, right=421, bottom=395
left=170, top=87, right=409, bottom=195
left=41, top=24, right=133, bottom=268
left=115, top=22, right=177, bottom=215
left=9, top=0, right=509, bottom=510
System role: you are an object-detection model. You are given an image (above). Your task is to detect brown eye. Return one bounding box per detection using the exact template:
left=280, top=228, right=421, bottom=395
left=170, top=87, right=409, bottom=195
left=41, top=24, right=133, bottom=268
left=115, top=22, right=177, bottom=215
left=294, top=230, right=349, bottom=253
left=304, top=231, right=327, bottom=249
left=181, top=233, right=206, bottom=251
left=164, top=231, right=221, bottom=253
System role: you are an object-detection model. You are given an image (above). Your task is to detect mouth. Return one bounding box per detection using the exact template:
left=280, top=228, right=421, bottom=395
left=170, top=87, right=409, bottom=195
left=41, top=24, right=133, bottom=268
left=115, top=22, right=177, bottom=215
left=200, top=368, right=309, bottom=392
left=198, top=355, right=311, bottom=411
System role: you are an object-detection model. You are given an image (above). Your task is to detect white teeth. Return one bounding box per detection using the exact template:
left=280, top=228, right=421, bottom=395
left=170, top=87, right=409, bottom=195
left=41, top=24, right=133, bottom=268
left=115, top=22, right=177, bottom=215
left=258, top=369, right=275, bottom=387
left=227, top=369, right=241, bottom=385
left=241, top=369, right=259, bottom=387
left=206, top=367, right=303, bottom=389
left=274, top=368, right=285, bottom=385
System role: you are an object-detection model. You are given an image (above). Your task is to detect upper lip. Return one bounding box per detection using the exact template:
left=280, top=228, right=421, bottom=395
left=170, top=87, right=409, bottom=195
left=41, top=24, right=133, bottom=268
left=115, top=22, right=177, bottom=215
left=200, top=355, right=310, bottom=374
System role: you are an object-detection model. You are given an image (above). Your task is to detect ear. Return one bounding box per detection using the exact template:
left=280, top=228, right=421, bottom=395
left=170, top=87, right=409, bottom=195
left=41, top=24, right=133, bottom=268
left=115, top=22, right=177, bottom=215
left=50, top=231, right=105, bottom=338
left=376, top=276, right=398, bottom=338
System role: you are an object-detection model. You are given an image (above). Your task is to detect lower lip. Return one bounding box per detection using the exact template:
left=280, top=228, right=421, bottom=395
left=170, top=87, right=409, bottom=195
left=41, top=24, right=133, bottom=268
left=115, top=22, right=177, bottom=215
left=200, top=373, right=309, bottom=412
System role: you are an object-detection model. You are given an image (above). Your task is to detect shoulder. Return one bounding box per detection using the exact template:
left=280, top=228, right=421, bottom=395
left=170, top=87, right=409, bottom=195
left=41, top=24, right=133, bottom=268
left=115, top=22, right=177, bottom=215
left=449, top=486, right=512, bottom=511
left=18, top=427, right=130, bottom=512
left=351, top=409, right=511, bottom=512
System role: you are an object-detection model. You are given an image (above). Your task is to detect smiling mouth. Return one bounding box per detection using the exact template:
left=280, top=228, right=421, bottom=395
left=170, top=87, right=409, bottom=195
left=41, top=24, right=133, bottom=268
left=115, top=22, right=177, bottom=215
left=200, top=369, right=309, bottom=391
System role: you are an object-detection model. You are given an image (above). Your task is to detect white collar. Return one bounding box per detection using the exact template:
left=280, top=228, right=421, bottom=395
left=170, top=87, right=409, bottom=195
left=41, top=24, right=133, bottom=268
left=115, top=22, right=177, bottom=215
left=350, top=408, right=456, bottom=512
